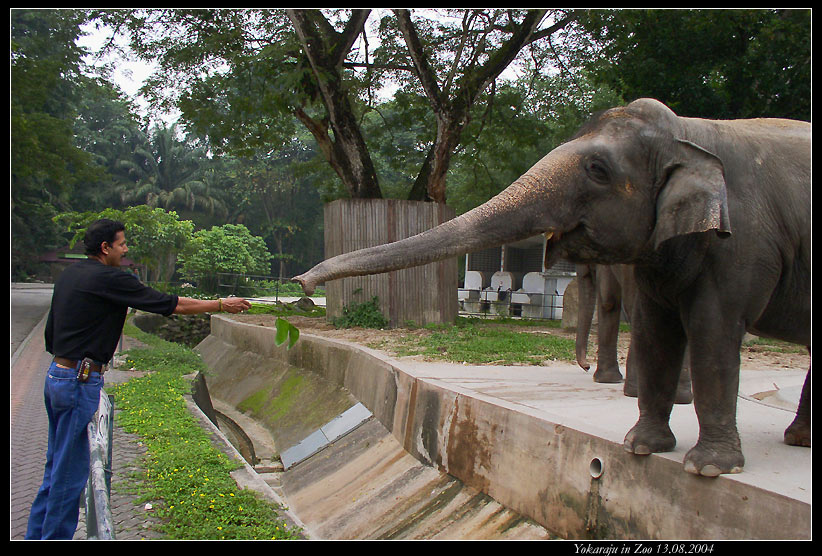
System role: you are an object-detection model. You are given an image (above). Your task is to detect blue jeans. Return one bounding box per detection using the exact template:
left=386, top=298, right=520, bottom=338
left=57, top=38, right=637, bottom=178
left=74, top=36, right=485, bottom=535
left=25, top=361, right=104, bottom=540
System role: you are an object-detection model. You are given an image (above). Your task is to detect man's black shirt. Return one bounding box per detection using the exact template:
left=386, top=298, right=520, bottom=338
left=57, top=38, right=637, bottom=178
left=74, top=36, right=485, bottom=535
left=45, top=259, right=179, bottom=364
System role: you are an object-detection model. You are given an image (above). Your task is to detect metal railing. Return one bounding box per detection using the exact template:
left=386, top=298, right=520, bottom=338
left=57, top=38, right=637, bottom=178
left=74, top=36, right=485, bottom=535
left=84, top=393, right=115, bottom=539
left=150, top=273, right=311, bottom=301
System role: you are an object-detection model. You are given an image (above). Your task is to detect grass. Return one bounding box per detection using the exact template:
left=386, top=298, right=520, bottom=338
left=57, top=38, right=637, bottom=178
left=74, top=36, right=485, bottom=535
left=111, top=322, right=302, bottom=540
left=246, top=301, right=326, bottom=319
left=380, top=317, right=577, bottom=365
left=743, top=336, right=808, bottom=354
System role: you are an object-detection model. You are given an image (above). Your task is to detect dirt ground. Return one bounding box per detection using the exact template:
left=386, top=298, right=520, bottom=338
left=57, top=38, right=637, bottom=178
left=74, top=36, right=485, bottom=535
left=229, top=313, right=810, bottom=372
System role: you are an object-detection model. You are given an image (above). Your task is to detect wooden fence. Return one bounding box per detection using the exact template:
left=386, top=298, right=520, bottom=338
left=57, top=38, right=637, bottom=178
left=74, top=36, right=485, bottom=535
left=323, top=199, right=458, bottom=328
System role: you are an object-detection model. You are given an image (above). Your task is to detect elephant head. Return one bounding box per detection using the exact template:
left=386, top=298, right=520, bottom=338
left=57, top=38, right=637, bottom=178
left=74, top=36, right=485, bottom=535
left=294, top=99, right=731, bottom=295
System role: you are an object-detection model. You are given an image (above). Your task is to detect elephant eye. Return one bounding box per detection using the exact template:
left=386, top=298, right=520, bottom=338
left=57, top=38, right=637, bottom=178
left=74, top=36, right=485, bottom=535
left=586, top=159, right=611, bottom=184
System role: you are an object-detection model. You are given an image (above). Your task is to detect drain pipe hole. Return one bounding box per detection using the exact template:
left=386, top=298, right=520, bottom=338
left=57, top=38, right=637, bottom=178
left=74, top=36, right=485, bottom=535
left=589, top=457, right=604, bottom=479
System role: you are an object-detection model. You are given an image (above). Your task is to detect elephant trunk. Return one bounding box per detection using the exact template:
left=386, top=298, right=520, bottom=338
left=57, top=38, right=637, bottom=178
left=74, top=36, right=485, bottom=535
left=294, top=152, right=572, bottom=295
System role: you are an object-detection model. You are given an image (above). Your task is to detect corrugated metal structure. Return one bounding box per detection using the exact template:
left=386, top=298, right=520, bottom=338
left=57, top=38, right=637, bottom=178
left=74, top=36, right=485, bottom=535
left=324, top=199, right=458, bottom=328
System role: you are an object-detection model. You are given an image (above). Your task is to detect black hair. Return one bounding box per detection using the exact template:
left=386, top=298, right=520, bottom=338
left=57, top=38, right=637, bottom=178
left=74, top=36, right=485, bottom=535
left=84, top=218, right=125, bottom=256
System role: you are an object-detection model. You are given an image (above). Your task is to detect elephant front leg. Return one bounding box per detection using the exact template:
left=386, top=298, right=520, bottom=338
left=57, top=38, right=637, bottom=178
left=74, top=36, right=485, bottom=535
left=682, top=315, right=746, bottom=476
left=623, top=298, right=685, bottom=455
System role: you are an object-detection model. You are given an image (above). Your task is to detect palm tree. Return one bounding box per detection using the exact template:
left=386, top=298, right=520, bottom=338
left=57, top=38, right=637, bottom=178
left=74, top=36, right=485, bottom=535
left=117, top=122, right=227, bottom=217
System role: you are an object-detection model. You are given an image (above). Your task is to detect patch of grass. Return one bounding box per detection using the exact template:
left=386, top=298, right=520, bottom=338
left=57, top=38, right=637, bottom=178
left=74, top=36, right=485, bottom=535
left=386, top=319, right=576, bottom=365
left=113, top=323, right=301, bottom=540
left=743, top=336, right=808, bottom=354
left=246, top=301, right=325, bottom=318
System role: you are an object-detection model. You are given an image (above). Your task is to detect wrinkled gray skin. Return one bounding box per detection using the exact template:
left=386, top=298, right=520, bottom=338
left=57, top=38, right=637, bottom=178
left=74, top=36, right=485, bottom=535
left=575, top=263, right=693, bottom=404
left=295, top=98, right=811, bottom=476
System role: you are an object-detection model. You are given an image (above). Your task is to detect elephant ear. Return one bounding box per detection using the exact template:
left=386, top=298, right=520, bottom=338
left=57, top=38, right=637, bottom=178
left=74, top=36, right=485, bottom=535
left=652, top=139, right=731, bottom=249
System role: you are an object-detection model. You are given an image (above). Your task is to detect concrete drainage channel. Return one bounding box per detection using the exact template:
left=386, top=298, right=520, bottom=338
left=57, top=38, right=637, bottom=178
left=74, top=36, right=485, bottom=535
left=188, top=315, right=810, bottom=540
left=194, top=339, right=555, bottom=540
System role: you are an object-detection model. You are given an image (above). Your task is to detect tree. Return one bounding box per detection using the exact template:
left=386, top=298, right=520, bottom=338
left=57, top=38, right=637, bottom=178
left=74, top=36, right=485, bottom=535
left=225, top=141, right=321, bottom=279
left=384, top=9, right=575, bottom=202
left=179, top=224, right=273, bottom=293
left=54, top=205, right=195, bottom=283
left=578, top=9, right=811, bottom=120
left=286, top=9, right=383, bottom=199
left=11, top=9, right=101, bottom=277
left=91, top=9, right=580, bottom=203
left=71, top=76, right=148, bottom=210
left=117, top=122, right=227, bottom=218
left=444, top=74, right=622, bottom=216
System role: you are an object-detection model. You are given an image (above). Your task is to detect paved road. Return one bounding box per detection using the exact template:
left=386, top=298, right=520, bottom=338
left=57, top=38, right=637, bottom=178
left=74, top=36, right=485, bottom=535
left=10, top=284, right=53, bottom=539
left=10, top=284, right=52, bottom=358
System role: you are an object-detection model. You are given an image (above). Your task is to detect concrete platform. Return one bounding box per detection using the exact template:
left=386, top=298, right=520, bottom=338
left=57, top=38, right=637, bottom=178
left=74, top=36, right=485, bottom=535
left=196, top=315, right=811, bottom=540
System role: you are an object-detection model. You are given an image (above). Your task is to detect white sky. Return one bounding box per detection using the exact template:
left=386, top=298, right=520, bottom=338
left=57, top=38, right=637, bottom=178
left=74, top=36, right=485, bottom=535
left=78, top=21, right=178, bottom=125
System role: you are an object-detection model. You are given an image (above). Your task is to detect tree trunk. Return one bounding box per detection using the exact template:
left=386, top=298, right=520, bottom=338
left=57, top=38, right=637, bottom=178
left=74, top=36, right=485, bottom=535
left=288, top=9, right=383, bottom=199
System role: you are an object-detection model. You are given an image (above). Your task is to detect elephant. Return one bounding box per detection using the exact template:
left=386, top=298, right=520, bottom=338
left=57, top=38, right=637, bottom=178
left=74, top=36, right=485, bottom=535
left=575, top=263, right=693, bottom=404
left=295, top=98, right=811, bottom=477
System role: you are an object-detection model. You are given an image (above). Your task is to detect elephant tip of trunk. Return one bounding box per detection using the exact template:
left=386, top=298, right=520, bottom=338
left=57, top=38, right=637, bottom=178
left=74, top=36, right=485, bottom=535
left=291, top=274, right=315, bottom=296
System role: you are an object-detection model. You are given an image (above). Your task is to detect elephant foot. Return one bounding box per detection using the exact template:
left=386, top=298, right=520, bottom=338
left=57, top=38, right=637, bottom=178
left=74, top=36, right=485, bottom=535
left=683, top=441, right=744, bottom=477
left=593, top=366, right=623, bottom=384
left=577, top=357, right=591, bottom=372
left=623, top=379, right=637, bottom=398
left=624, top=420, right=676, bottom=455
left=784, top=417, right=811, bottom=447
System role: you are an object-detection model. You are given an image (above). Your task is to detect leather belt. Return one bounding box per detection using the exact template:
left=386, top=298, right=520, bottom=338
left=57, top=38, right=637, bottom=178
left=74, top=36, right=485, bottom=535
left=53, top=356, right=107, bottom=374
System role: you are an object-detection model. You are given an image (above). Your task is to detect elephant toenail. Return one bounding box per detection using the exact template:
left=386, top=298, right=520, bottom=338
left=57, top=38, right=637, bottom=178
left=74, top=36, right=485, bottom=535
left=700, top=465, right=722, bottom=477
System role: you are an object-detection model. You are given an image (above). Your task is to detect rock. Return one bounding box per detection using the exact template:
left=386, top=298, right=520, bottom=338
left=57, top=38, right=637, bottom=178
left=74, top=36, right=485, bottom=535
left=290, top=297, right=316, bottom=312
left=131, top=312, right=167, bottom=333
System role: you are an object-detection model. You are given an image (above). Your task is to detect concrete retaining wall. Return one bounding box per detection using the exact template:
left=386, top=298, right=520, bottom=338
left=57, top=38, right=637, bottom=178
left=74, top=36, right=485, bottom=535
left=197, top=315, right=810, bottom=540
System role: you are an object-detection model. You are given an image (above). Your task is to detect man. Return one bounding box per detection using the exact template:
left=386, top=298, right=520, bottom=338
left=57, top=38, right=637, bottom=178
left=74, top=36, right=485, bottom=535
left=25, top=218, right=251, bottom=539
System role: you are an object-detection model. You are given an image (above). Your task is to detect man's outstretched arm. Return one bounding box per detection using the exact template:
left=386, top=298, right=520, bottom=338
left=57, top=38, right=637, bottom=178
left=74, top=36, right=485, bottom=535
left=173, top=296, right=251, bottom=315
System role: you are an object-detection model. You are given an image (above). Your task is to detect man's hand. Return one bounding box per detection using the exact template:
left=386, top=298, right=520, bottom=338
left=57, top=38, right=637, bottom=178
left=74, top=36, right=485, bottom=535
left=220, top=296, right=251, bottom=314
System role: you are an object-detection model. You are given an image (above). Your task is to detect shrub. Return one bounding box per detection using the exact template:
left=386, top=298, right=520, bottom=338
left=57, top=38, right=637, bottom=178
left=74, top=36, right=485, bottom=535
left=332, top=296, right=388, bottom=329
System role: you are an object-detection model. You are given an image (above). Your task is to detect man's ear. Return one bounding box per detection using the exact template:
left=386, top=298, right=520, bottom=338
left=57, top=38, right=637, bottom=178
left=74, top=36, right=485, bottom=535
left=652, top=140, right=731, bottom=249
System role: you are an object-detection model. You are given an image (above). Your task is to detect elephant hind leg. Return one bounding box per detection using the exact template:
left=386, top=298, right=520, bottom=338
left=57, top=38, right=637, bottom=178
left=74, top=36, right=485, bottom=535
left=592, top=271, right=624, bottom=384
left=784, top=364, right=811, bottom=447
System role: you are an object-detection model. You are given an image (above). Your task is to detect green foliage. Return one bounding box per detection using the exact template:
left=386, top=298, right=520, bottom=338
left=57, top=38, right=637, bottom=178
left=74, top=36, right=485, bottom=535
left=113, top=324, right=301, bottom=539
left=54, top=205, right=195, bottom=282
left=11, top=9, right=97, bottom=192
left=580, top=9, right=810, bottom=120
left=332, top=296, right=389, bottom=329
left=274, top=318, right=300, bottom=349
left=10, top=9, right=102, bottom=278
left=117, top=123, right=226, bottom=220
left=179, top=224, right=273, bottom=292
